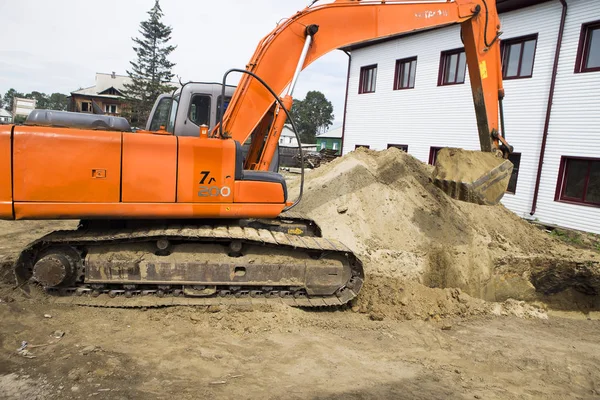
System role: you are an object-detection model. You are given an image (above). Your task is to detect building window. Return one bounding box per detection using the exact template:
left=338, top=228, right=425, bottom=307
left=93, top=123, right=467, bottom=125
left=506, top=153, right=521, bottom=194
left=104, top=104, right=117, bottom=114
left=394, top=57, right=417, bottom=90
left=575, top=20, right=600, bottom=73
left=81, top=102, right=91, bottom=112
left=501, top=35, right=537, bottom=79
left=355, top=145, right=370, bottom=150
left=387, top=144, right=408, bottom=152
left=555, top=157, right=600, bottom=206
left=429, top=147, right=443, bottom=165
left=438, top=48, right=466, bottom=86
left=332, top=142, right=339, bottom=151
left=320, top=142, right=326, bottom=150
left=359, top=65, right=377, bottom=94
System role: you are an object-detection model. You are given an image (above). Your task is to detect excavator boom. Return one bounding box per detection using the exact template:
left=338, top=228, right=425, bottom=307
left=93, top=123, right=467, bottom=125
left=217, top=0, right=513, bottom=204
left=219, top=1, right=504, bottom=151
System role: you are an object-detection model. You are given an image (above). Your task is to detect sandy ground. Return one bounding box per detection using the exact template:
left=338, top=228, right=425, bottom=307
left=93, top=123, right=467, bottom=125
left=0, top=220, right=599, bottom=399
left=1, top=298, right=600, bottom=400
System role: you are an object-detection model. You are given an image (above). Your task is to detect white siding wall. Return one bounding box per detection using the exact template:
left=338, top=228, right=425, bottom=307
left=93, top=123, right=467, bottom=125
left=533, top=0, right=600, bottom=234
left=497, top=2, right=561, bottom=216
left=343, top=0, right=600, bottom=234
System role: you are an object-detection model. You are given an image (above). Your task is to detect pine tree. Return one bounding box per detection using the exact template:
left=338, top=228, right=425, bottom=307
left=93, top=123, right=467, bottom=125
left=123, top=0, right=176, bottom=127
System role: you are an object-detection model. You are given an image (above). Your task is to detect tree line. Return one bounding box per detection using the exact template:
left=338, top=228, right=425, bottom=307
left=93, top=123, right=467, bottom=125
left=1, top=89, right=68, bottom=114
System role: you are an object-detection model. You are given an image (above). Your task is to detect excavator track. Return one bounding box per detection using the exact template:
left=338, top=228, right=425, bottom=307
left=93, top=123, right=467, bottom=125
left=14, top=215, right=363, bottom=309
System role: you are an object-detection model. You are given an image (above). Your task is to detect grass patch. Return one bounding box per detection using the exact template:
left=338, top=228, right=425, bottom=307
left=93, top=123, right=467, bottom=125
left=549, top=228, right=600, bottom=252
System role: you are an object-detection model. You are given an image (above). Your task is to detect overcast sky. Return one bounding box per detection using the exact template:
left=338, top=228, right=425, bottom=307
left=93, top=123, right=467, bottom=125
left=0, top=0, right=348, bottom=125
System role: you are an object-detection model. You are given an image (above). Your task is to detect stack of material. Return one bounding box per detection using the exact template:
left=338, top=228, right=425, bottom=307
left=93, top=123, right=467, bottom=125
left=319, top=148, right=340, bottom=162
left=294, top=148, right=340, bottom=168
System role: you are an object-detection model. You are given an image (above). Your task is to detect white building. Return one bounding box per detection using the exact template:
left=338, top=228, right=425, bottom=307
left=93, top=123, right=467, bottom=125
left=0, top=109, right=12, bottom=124
left=12, top=97, right=36, bottom=118
left=279, top=125, right=300, bottom=147
left=341, top=0, right=600, bottom=234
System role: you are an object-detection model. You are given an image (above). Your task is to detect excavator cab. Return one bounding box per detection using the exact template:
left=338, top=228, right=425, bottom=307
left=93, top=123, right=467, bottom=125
left=146, top=82, right=236, bottom=136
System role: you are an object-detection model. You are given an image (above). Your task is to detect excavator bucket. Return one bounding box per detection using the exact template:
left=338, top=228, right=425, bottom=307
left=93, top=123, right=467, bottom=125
left=432, top=148, right=513, bottom=206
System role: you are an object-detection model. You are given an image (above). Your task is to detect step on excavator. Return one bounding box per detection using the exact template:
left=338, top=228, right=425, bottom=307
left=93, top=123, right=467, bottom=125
left=1, top=0, right=513, bottom=307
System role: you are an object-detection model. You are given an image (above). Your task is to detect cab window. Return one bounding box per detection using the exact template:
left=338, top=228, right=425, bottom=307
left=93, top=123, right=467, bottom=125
left=149, top=96, right=178, bottom=133
left=167, top=96, right=178, bottom=133
left=189, top=95, right=211, bottom=126
left=216, top=96, right=232, bottom=121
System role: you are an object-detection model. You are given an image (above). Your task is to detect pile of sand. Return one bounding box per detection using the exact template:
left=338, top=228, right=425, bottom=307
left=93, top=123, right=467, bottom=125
left=287, top=147, right=599, bottom=316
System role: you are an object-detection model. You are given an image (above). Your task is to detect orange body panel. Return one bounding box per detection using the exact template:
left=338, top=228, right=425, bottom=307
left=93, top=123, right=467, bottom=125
left=234, top=181, right=285, bottom=204
left=177, top=137, right=236, bottom=203
left=13, top=202, right=285, bottom=220
left=0, top=126, right=12, bottom=218
left=122, top=133, right=177, bottom=203
left=13, top=127, right=121, bottom=203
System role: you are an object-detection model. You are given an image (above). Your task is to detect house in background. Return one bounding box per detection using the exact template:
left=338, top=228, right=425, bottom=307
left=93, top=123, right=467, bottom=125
left=69, top=72, right=130, bottom=116
left=279, top=125, right=300, bottom=147
left=0, top=109, right=12, bottom=124
left=316, top=126, right=343, bottom=155
left=340, top=0, right=600, bottom=234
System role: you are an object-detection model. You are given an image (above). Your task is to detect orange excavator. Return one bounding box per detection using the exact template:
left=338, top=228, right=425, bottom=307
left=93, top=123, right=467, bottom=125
left=1, top=0, right=512, bottom=307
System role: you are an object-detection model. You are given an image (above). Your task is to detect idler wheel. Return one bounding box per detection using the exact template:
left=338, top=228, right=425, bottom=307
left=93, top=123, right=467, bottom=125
left=32, top=254, right=73, bottom=287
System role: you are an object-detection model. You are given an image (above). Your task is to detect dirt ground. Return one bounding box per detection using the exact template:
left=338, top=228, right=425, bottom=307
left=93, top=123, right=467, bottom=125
left=2, top=148, right=600, bottom=399
left=2, top=291, right=600, bottom=400
left=1, top=222, right=600, bottom=399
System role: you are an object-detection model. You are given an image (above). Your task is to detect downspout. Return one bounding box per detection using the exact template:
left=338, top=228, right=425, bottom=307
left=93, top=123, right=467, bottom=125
left=340, top=50, right=352, bottom=155
left=530, top=0, right=567, bottom=215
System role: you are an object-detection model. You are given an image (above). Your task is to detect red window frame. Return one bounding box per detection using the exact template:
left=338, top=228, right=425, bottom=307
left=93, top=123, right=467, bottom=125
left=500, top=34, right=538, bottom=79
left=387, top=144, right=408, bottom=152
left=428, top=146, right=443, bottom=165
left=355, top=144, right=370, bottom=150
left=358, top=64, right=377, bottom=94
left=438, top=48, right=466, bottom=86
left=555, top=156, right=600, bottom=207
left=575, top=20, right=600, bottom=73
left=393, top=57, right=417, bottom=90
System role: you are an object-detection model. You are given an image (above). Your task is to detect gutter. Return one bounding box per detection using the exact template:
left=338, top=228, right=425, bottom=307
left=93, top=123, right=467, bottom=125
left=340, top=50, right=352, bottom=155
left=530, top=0, right=567, bottom=215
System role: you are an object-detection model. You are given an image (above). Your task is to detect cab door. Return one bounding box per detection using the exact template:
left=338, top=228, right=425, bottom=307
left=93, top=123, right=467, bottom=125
left=177, top=93, right=211, bottom=137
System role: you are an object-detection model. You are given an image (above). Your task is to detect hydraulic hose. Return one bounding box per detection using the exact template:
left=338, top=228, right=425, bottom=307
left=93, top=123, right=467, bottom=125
left=218, top=68, right=304, bottom=212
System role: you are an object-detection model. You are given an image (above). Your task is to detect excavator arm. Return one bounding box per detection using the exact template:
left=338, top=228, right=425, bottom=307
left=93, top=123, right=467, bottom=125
left=216, top=0, right=510, bottom=173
